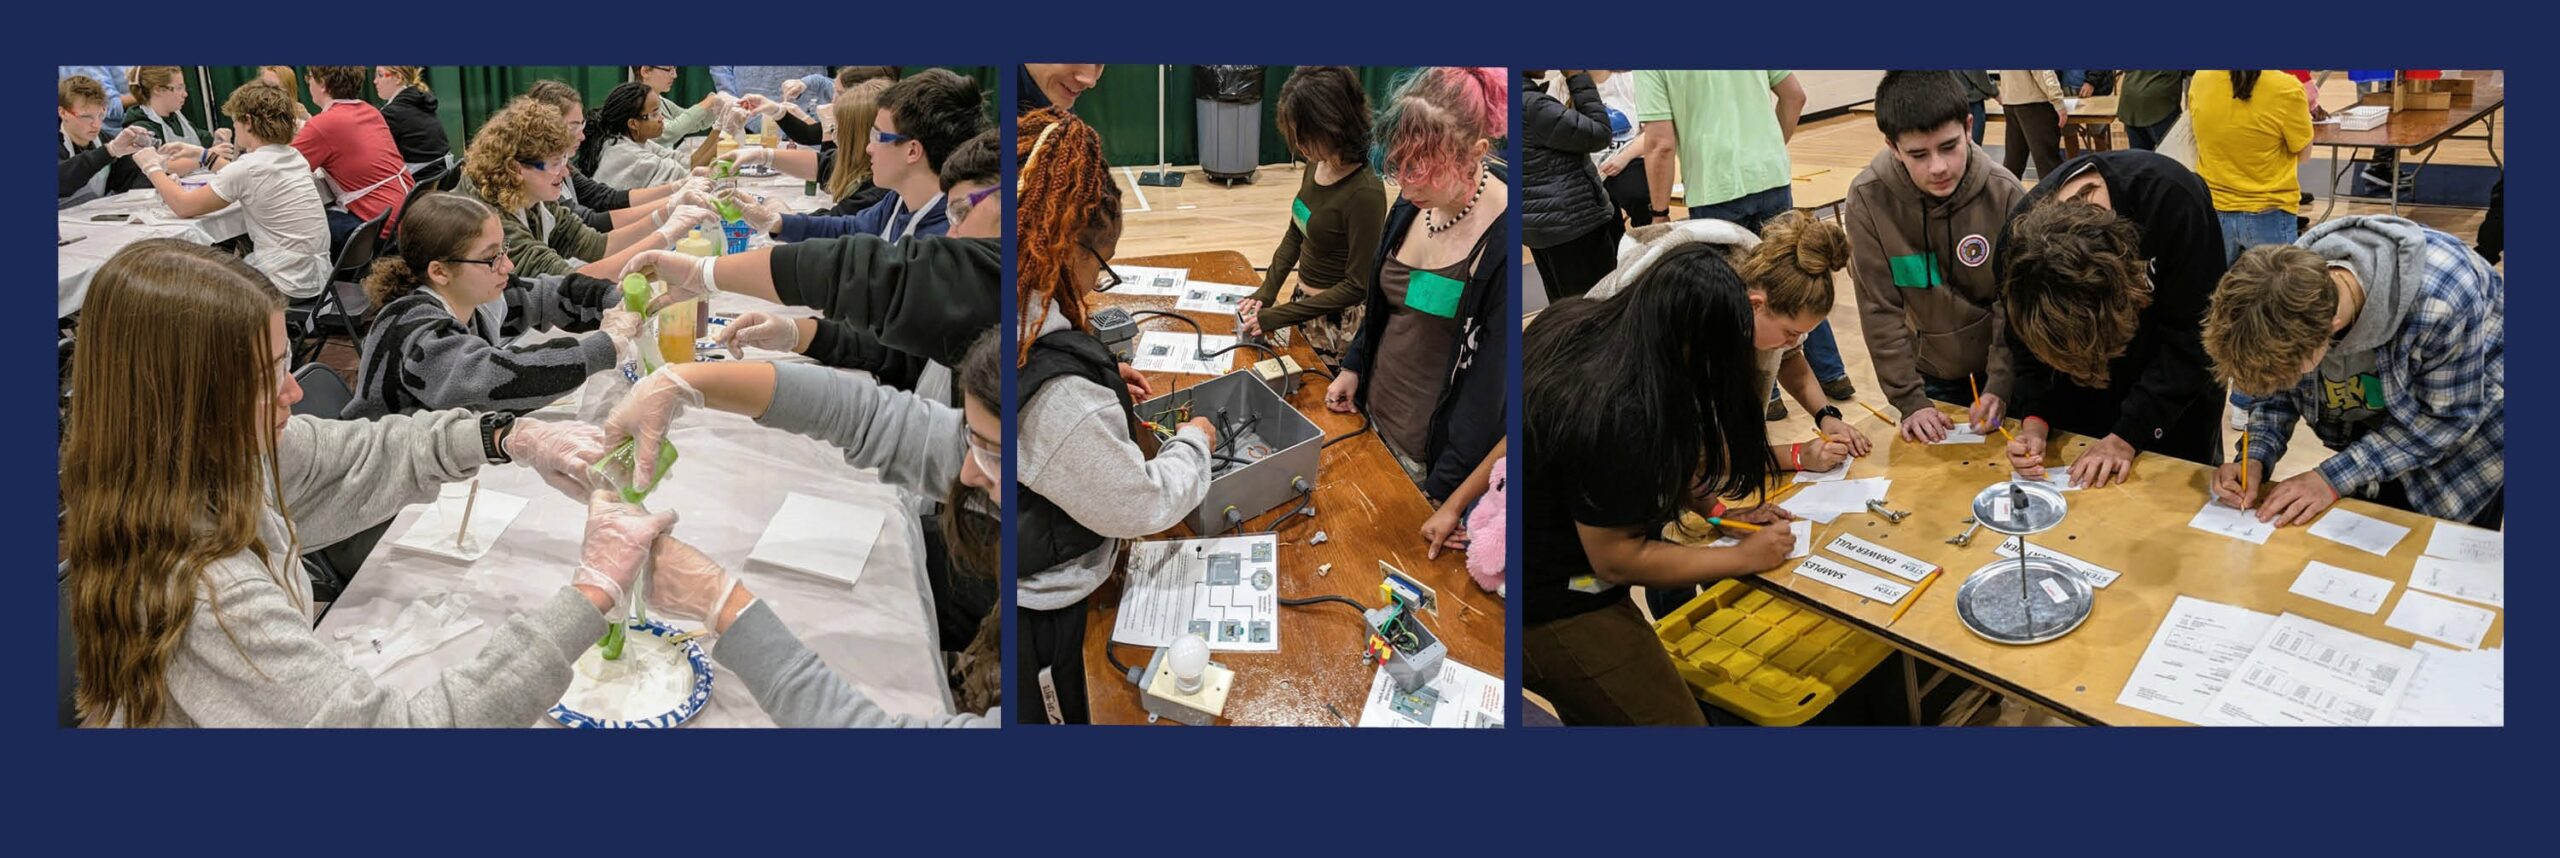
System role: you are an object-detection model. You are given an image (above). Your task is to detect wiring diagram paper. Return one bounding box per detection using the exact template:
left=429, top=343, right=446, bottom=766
left=2388, top=645, right=2504, bottom=727
left=1104, top=264, right=1189, bottom=297
left=2196, top=612, right=2420, bottom=727
left=1111, top=534, right=1282, bottom=653
left=1779, top=478, right=1891, bottom=523
left=1172, top=282, right=1257, bottom=314
left=1359, top=658, right=1503, bottom=728
left=2117, top=596, right=2275, bottom=724
left=1130, top=331, right=1237, bottom=376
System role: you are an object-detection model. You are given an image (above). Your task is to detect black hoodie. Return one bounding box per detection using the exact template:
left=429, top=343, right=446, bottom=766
left=381, top=87, right=450, bottom=165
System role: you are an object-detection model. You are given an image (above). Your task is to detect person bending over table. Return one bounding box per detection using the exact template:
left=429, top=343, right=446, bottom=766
left=61, top=239, right=660, bottom=728
left=596, top=332, right=1009, bottom=726
left=463, top=98, right=721, bottom=280
left=580, top=82, right=701, bottom=191
left=1525, top=240, right=1800, bottom=726
left=342, top=193, right=642, bottom=419
left=59, top=75, right=152, bottom=201
left=129, top=82, right=332, bottom=301
left=1326, top=67, right=1511, bottom=503
left=1238, top=66, right=1386, bottom=369
left=521, top=80, right=695, bottom=232
left=1996, top=149, right=2227, bottom=487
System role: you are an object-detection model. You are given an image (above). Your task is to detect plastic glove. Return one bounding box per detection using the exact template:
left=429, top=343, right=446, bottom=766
left=128, top=146, right=165, bottom=174
left=680, top=174, right=713, bottom=199
left=572, top=489, right=680, bottom=611
left=736, top=94, right=770, bottom=114
left=207, top=141, right=238, bottom=164
left=105, top=125, right=152, bottom=158
left=728, top=146, right=775, bottom=168
left=713, top=310, right=799, bottom=357
left=619, top=250, right=717, bottom=314
left=647, top=536, right=754, bottom=631
left=213, top=127, right=232, bottom=144
left=779, top=79, right=807, bottom=103
left=599, top=308, right=644, bottom=367
left=653, top=204, right=719, bottom=247
left=669, top=184, right=716, bottom=214
left=720, top=189, right=780, bottom=234
left=602, top=366, right=705, bottom=490
left=503, top=418, right=611, bottom=500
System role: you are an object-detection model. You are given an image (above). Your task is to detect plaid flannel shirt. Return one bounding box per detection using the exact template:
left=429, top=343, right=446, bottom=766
left=2245, top=229, right=2504, bottom=521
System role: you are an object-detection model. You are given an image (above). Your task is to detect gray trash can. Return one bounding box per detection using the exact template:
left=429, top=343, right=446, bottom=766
left=1193, top=65, right=1264, bottom=184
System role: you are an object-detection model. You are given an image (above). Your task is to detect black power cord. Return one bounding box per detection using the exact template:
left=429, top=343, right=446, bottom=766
left=1278, top=594, right=1371, bottom=616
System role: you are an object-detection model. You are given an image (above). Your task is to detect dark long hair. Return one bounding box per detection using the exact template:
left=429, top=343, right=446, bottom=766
left=576, top=82, right=655, bottom=176
left=1527, top=243, right=1772, bottom=539
left=942, top=329, right=1001, bottom=580
left=2228, top=70, right=2263, bottom=101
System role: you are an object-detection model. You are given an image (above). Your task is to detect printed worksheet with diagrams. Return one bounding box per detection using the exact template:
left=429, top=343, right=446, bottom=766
left=2195, top=612, right=2419, bottom=727
left=1113, top=533, right=1282, bottom=653
left=1358, top=658, right=1503, bottom=728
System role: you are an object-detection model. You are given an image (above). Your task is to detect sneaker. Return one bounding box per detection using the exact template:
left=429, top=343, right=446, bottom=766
left=1822, top=377, right=1858, bottom=401
left=1767, top=397, right=1787, bottom=421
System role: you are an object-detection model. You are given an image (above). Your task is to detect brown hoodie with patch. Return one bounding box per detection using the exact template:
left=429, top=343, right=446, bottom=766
left=1844, top=141, right=2027, bottom=419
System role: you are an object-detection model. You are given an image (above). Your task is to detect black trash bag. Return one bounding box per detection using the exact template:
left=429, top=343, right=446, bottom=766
left=1192, top=65, right=1266, bottom=104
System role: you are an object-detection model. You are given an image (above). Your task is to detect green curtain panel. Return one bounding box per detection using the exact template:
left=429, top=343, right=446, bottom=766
left=1069, top=65, right=1423, bottom=168
left=183, top=66, right=993, bottom=152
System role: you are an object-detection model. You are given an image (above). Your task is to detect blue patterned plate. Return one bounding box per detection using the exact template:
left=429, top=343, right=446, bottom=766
left=547, top=618, right=715, bottom=728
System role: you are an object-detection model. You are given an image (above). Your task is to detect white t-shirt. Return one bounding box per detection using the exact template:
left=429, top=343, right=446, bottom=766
left=212, top=144, right=333, bottom=299
left=1591, top=72, right=1642, bottom=169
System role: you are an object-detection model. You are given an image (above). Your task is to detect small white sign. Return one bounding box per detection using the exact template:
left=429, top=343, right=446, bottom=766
left=1791, top=556, right=1913, bottom=605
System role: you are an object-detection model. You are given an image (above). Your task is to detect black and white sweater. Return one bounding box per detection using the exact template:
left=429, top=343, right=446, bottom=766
left=344, top=273, right=621, bottom=419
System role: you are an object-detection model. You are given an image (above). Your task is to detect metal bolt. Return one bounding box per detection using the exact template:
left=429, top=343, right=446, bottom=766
left=1865, top=499, right=1911, bottom=523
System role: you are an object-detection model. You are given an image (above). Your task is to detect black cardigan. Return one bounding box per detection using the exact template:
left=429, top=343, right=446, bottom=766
left=1339, top=196, right=1513, bottom=501
left=1520, top=72, right=1615, bottom=248
left=767, top=234, right=1001, bottom=369
left=58, top=134, right=144, bottom=200
left=381, top=88, right=451, bottom=165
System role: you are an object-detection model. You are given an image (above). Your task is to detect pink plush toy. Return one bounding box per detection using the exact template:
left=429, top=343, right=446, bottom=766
left=1462, top=456, right=1506, bottom=592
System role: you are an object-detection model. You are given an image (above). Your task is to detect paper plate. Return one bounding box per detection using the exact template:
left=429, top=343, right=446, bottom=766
left=547, top=618, right=715, bottom=728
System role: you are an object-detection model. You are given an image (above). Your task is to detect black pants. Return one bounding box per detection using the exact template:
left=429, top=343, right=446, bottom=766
left=1533, top=219, right=1623, bottom=303
left=1014, top=596, right=1090, bottom=724
left=2477, top=178, right=2504, bottom=264
left=2002, top=102, right=2065, bottom=181
left=919, top=512, right=997, bottom=654
left=1605, top=158, right=1655, bottom=228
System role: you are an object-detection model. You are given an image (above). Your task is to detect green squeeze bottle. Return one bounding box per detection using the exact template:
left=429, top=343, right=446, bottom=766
left=621, top=272, right=660, bottom=375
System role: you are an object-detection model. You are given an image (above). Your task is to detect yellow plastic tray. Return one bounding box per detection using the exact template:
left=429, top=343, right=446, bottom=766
left=1653, top=578, right=1893, bottom=726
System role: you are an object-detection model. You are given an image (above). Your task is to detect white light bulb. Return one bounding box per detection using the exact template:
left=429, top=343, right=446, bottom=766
left=1170, top=635, right=1210, bottom=693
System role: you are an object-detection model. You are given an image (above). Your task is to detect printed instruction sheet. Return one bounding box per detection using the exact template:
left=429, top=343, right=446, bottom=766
left=1358, top=658, right=1503, bottom=728
left=1113, top=533, right=1282, bottom=653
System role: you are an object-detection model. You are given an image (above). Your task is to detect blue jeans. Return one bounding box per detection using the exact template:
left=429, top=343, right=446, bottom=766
left=325, top=209, right=364, bottom=257
left=2124, top=110, right=2179, bottom=151
left=1968, top=101, right=1987, bottom=144
left=2220, top=209, right=2300, bottom=411
left=1698, top=185, right=1850, bottom=389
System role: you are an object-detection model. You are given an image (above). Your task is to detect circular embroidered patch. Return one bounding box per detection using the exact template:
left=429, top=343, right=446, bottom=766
left=1957, top=233, right=1991, bottom=268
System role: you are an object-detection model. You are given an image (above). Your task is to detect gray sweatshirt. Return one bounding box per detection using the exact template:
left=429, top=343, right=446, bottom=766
left=712, top=362, right=992, bottom=726
left=1015, top=305, right=1212, bottom=610
left=344, top=274, right=620, bottom=419
left=108, top=410, right=607, bottom=727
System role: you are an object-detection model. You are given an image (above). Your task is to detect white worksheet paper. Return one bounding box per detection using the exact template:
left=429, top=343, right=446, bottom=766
left=745, top=492, right=886, bottom=586
left=2422, top=522, right=2503, bottom=566
left=2383, top=589, right=2496, bottom=650
left=1930, top=422, right=1988, bottom=445
left=1129, top=331, right=1237, bottom=376
left=1790, top=556, right=1912, bottom=604
left=1707, top=519, right=1812, bottom=560
left=1358, top=658, right=1503, bottom=728
left=2407, top=556, right=2503, bottom=608
left=1112, top=533, right=1282, bottom=653
left=2189, top=498, right=2276, bottom=544
left=2029, top=471, right=2080, bottom=492
left=1172, top=281, right=1257, bottom=314
left=1792, top=456, right=1852, bottom=483
left=2306, top=508, right=2411, bottom=556
left=1104, top=264, right=1189, bottom=296
left=2117, top=596, right=2275, bottom=724
left=2197, top=612, right=2419, bottom=727
left=2388, top=645, right=2504, bottom=726
left=1991, top=539, right=2122, bottom=588
left=2288, top=560, right=2393, bottom=615
left=1778, top=477, right=1890, bottom=524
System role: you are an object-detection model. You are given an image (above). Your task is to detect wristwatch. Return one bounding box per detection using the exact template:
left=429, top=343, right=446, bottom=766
left=480, top=412, right=516, bottom=464
left=1813, top=405, right=1844, bottom=425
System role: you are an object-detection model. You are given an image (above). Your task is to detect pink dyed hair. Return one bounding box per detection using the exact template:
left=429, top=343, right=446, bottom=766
left=1375, top=66, right=1507, bottom=193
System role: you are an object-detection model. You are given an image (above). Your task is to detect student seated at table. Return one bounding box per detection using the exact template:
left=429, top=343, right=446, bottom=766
left=60, top=238, right=659, bottom=728
left=633, top=65, right=727, bottom=143
left=1525, top=238, right=1799, bottom=726
left=1008, top=107, right=1212, bottom=724
left=759, top=66, right=901, bottom=152
left=1997, top=149, right=2227, bottom=487
left=127, top=82, right=332, bottom=300
left=578, top=82, right=703, bottom=191
left=1238, top=66, right=1387, bottom=369
left=373, top=66, right=452, bottom=171
left=521, top=80, right=695, bottom=230
left=122, top=67, right=234, bottom=172
left=809, top=79, right=896, bottom=215
left=595, top=331, right=1008, bottom=726
left=59, top=75, right=152, bottom=201
left=258, top=66, right=314, bottom=128
left=717, top=129, right=1000, bottom=401
left=1845, top=71, right=2028, bottom=442
left=2204, top=218, right=2505, bottom=529
left=731, top=69, right=987, bottom=244
left=342, top=193, right=639, bottom=419
left=297, top=66, right=414, bottom=248
left=1327, top=67, right=1512, bottom=504
left=463, top=98, right=720, bottom=280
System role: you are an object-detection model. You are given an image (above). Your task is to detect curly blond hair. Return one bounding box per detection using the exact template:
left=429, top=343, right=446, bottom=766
left=463, top=98, right=572, bottom=214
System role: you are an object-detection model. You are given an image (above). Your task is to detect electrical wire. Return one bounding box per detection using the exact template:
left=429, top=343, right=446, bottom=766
left=1323, top=414, right=1372, bottom=449
left=1126, top=309, right=1209, bottom=359
left=1104, top=642, right=1138, bottom=685
left=1278, top=594, right=1371, bottom=616
left=1201, top=341, right=1279, bottom=362
left=1265, top=488, right=1317, bottom=532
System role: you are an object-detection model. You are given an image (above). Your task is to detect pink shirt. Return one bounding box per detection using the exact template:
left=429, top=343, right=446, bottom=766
left=292, top=100, right=410, bottom=234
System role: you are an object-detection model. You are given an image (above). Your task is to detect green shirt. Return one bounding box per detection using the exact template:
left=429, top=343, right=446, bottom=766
left=1636, top=70, right=1793, bottom=207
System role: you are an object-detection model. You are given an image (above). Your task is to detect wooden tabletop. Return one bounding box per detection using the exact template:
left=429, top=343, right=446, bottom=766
left=1732, top=405, right=2503, bottom=726
left=1077, top=250, right=1507, bottom=726
left=2313, top=71, right=2505, bottom=151
left=1790, top=169, right=1857, bottom=214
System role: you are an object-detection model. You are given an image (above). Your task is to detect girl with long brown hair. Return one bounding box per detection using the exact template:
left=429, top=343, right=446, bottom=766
left=1011, top=106, right=1214, bottom=724
left=60, top=239, right=669, bottom=727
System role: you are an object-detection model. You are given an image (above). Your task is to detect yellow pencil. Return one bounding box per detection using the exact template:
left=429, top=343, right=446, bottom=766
left=1855, top=400, right=1895, bottom=426
left=1888, top=568, right=1941, bottom=627
left=1707, top=517, right=1763, bottom=534
left=1966, top=374, right=2015, bottom=442
left=2242, top=425, right=2253, bottom=501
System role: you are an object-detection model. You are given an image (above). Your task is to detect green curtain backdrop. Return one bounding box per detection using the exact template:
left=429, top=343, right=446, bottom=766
left=192, top=66, right=994, bottom=149
left=1070, top=65, right=1422, bottom=168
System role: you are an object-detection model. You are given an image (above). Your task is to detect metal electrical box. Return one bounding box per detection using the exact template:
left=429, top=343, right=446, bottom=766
left=1135, top=369, right=1323, bottom=534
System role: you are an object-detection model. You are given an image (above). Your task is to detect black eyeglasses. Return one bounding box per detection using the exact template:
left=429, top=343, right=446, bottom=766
left=1087, top=244, right=1121, bottom=292
left=446, top=253, right=507, bottom=269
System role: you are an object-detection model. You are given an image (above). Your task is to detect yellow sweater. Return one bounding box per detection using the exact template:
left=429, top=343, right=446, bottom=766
left=2188, top=71, right=2315, bottom=214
